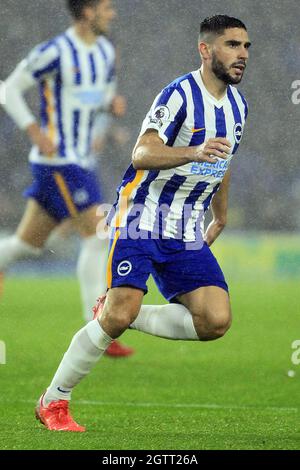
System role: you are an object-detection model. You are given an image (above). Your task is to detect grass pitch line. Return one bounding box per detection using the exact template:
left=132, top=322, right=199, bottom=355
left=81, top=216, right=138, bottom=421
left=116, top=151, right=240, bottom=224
left=17, top=399, right=298, bottom=413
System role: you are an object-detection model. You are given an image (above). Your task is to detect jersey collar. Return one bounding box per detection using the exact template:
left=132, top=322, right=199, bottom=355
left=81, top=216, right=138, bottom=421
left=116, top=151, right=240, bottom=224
left=192, top=69, right=228, bottom=108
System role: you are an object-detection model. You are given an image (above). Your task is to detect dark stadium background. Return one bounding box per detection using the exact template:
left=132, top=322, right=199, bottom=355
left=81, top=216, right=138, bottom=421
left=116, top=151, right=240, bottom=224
left=1, top=0, right=300, bottom=231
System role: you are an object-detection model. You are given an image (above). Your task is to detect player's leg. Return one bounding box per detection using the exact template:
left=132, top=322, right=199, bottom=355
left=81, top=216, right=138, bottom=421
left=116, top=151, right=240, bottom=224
left=0, top=198, right=58, bottom=271
left=37, top=231, right=151, bottom=430
left=56, top=165, right=111, bottom=322
left=45, top=165, right=107, bottom=321
left=131, top=303, right=199, bottom=340
left=177, top=286, right=231, bottom=341
left=0, top=160, right=72, bottom=283
left=131, top=288, right=230, bottom=341
left=74, top=204, right=135, bottom=356
left=131, top=290, right=230, bottom=342
left=44, top=286, right=142, bottom=401
left=131, top=240, right=230, bottom=341
left=37, top=286, right=143, bottom=431
left=73, top=203, right=109, bottom=322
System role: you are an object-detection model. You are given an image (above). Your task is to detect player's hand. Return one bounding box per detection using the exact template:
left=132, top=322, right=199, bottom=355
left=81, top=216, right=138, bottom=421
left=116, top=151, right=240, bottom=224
left=194, top=138, right=231, bottom=163
left=110, top=95, right=127, bottom=117
left=26, top=123, right=57, bottom=156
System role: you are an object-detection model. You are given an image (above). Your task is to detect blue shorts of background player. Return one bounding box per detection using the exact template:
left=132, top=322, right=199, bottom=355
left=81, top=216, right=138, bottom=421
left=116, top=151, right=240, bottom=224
left=107, top=227, right=228, bottom=303
left=24, top=163, right=103, bottom=221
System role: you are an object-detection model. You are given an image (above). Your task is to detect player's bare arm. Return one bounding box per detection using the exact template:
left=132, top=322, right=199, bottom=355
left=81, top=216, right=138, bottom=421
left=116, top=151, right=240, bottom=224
left=204, top=170, right=231, bottom=246
left=110, top=95, right=127, bottom=117
left=132, top=129, right=231, bottom=170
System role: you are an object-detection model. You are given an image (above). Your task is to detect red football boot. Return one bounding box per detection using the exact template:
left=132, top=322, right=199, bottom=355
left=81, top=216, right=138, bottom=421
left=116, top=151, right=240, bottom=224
left=35, top=393, right=85, bottom=432
left=92, top=296, right=135, bottom=358
left=105, top=339, right=135, bottom=357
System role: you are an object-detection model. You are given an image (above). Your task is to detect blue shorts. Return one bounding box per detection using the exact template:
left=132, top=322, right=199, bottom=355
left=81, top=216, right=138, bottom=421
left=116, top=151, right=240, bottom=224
left=24, top=164, right=102, bottom=222
left=107, top=228, right=228, bottom=302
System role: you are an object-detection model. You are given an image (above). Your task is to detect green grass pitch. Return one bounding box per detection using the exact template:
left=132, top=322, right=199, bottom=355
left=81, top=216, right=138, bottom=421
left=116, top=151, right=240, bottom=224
left=0, top=277, right=299, bottom=450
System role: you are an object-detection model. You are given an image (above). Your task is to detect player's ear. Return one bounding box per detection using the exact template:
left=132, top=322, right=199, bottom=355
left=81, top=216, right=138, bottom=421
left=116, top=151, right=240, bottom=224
left=82, top=5, right=95, bottom=21
left=198, top=41, right=211, bottom=60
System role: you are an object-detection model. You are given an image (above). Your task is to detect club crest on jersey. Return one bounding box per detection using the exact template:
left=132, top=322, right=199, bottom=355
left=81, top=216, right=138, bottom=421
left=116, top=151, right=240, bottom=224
left=233, top=123, right=243, bottom=144
left=117, top=261, right=132, bottom=277
left=150, top=105, right=170, bottom=128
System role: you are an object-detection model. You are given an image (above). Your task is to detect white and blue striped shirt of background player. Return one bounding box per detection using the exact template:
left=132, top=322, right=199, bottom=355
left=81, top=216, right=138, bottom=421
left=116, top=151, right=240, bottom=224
left=109, top=70, right=248, bottom=243
left=25, top=27, right=116, bottom=168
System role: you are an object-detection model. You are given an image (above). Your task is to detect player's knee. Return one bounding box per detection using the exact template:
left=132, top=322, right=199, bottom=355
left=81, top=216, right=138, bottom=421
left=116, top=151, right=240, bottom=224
left=108, top=308, right=136, bottom=331
left=209, top=313, right=232, bottom=339
left=103, top=289, right=141, bottom=331
left=193, top=308, right=232, bottom=341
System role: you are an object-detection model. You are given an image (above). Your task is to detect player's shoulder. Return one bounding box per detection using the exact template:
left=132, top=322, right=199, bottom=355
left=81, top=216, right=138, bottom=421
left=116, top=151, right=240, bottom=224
left=40, top=31, right=65, bottom=49
left=97, top=35, right=116, bottom=61
left=160, top=72, right=194, bottom=102
left=228, top=85, right=249, bottom=116
left=228, top=85, right=248, bottom=104
left=30, top=33, right=63, bottom=59
left=164, top=72, right=193, bottom=92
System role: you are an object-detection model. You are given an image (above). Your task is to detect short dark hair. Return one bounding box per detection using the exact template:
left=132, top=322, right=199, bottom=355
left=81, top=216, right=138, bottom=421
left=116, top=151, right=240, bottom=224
left=200, top=15, right=247, bottom=40
left=67, top=0, right=100, bottom=20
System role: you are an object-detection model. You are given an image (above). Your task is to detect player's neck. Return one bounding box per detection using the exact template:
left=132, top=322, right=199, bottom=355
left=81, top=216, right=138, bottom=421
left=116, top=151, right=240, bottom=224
left=73, top=22, right=98, bottom=46
left=200, top=66, right=227, bottom=101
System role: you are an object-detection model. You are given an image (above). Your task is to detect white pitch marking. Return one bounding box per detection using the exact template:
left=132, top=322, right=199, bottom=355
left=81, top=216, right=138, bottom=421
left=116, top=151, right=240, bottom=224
left=16, top=399, right=298, bottom=413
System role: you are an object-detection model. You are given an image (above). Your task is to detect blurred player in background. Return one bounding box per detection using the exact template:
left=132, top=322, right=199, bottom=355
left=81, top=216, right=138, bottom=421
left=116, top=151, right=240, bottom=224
left=0, top=0, right=134, bottom=357
left=36, top=15, right=250, bottom=431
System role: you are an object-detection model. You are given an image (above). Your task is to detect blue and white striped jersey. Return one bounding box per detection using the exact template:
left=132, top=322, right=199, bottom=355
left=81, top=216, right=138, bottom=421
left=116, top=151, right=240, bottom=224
left=109, top=70, right=248, bottom=242
left=24, top=27, right=116, bottom=167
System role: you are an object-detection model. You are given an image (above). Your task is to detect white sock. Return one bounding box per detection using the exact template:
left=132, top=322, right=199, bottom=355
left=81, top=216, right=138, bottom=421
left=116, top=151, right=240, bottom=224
left=76, top=235, right=109, bottom=322
left=0, top=235, right=42, bottom=271
left=131, top=304, right=199, bottom=340
left=44, top=320, right=112, bottom=404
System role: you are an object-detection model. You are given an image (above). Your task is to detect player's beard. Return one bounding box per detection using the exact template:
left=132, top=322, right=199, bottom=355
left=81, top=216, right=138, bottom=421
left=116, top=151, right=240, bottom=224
left=91, top=21, right=104, bottom=36
left=90, top=15, right=107, bottom=36
left=211, top=53, right=244, bottom=85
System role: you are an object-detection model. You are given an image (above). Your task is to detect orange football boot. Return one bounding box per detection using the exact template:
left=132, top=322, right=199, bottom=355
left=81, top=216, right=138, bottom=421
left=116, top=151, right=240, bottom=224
left=35, top=393, right=85, bottom=432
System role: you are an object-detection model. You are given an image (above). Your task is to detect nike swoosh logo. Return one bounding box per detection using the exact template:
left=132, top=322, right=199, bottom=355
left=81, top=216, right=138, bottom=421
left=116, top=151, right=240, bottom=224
left=57, top=387, right=70, bottom=394
left=192, top=127, right=205, bottom=133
